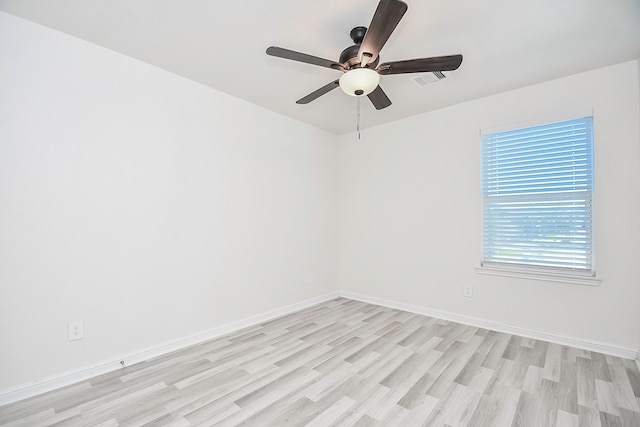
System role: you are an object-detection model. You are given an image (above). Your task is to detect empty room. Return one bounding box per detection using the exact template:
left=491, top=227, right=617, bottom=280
left=1, top=0, right=640, bottom=426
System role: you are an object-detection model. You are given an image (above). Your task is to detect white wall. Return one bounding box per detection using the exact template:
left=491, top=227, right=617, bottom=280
left=338, top=60, right=640, bottom=353
left=0, top=13, right=338, bottom=391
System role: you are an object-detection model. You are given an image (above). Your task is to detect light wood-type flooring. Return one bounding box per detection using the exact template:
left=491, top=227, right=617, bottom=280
left=1, top=298, right=640, bottom=426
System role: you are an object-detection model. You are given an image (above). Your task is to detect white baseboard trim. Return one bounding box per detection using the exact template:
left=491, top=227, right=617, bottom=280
left=339, top=291, right=639, bottom=361
left=2, top=290, right=637, bottom=407
left=0, top=291, right=340, bottom=407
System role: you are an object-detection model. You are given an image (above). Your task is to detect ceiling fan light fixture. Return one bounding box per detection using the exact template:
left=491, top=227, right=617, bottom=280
left=339, top=68, right=380, bottom=97
left=266, top=0, right=462, bottom=110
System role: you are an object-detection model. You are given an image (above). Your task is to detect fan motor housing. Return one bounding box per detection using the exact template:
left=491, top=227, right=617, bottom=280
left=350, top=26, right=367, bottom=44
left=340, top=27, right=380, bottom=69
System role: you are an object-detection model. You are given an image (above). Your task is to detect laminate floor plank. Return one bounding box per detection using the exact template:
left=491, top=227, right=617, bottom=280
left=543, top=343, right=562, bottom=383
left=609, top=364, right=640, bottom=412
left=558, top=359, right=578, bottom=415
left=536, top=378, right=559, bottom=427
left=481, top=331, right=512, bottom=370
left=578, top=356, right=600, bottom=410
left=328, top=383, right=388, bottom=426
left=455, top=332, right=499, bottom=387
left=510, top=390, right=538, bottom=427
left=556, top=409, right=579, bottom=427
left=364, top=385, right=411, bottom=421
left=578, top=405, right=603, bottom=427
left=472, top=386, right=522, bottom=427
left=522, top=365, right=544, bottom=394
left=628, top=367, right=640, bottom=397
left=378, top=404, right=411, bottom=426
left=1, top=297, right=639, bottom=426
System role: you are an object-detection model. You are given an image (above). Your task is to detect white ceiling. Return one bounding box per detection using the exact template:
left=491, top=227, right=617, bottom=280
left=1, top=0, right=639, bottom=134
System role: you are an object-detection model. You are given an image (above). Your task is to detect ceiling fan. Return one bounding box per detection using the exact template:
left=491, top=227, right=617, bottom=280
left=266, top=0, right=463, bottom=110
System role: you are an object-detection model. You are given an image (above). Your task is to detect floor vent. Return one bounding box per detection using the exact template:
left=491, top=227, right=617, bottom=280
left=411, top=71, right=447, bottom=87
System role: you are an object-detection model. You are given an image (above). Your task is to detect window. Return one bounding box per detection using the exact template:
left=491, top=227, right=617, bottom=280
left=480, top=116, right=595, bottom=280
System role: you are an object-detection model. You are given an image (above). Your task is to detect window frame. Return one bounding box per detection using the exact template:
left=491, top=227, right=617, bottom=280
left=476, top=113, right=600, bottom=286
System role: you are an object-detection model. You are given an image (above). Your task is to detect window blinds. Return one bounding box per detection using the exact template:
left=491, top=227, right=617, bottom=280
left=481, top=117, right=594, bottom=273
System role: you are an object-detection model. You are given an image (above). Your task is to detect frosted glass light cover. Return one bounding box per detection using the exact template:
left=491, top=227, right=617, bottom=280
left=339, top=68, right=380, bottom=97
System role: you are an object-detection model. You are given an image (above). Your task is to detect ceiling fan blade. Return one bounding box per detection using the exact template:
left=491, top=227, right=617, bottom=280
left=377, top=54, right=463, bottom=75
left=267, top=46, right=344, bottom=71
left=358, top=0, right=408, bottom=65
left=296, top=80, right=341, bottom=104
left=367, top=85, right=392, bottom=110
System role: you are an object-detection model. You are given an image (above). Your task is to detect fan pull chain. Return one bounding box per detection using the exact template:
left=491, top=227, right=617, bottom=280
left=356, top=96, right=361, bottom=140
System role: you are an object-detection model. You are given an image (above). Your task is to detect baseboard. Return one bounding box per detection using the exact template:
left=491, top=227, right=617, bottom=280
left=0, top=291, right=340, bottom=407
left=2, top=289, right=636, bottom=407
left=339, top=291, right=639, bottom=361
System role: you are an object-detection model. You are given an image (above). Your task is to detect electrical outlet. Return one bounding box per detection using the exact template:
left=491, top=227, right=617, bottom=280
left=68, top=320, right=84, bottom=341
left=306, top=273, right=314, bottom=284
left=464, top=284, right=473, bottom=298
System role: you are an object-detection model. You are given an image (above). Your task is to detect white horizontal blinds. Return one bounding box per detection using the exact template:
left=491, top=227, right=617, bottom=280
left=481, top=117, right=594, bottom=272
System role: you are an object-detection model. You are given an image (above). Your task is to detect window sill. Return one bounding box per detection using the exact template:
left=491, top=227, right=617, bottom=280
left=475, top=265, right=602, bottom=286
